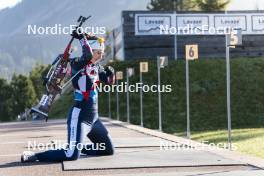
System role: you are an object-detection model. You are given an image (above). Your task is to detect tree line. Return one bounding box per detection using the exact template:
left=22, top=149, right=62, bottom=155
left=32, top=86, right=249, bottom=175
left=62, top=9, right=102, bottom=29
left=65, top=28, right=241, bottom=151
left=147, top=0, right=231, bottom=11
left=0, top=65, right=49, bottom=122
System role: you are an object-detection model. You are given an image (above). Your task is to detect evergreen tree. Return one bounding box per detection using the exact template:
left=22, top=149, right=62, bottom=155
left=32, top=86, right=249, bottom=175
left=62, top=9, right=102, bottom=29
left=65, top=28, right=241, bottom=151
left=196, top=0, right=230, bottom=11
left=29, top=64, right=50, bottom=99
left=147, top=0, right=197, bottom=11
left=10, top=74, right=37, bottom=119
left=147, top=0, right=231, bottom=11
left=0, top=79, right=13, bottom=121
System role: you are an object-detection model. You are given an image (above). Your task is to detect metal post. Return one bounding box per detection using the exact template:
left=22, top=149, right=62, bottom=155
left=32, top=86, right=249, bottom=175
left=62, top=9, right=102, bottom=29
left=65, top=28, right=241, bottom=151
left=108, top=91, right=111, bottom=119
left=116, top=79, right=119, bottom=120
left=157, top=59, right=162, bottom=131
left=225, top=11, right=232, bottom=150
left=174, top=11, right=178, bottom=60
left=121, top=14, right=125, bottom=60
left=140, top=71, right=143, bottom=126
left=126, top=69, right=130, bottom=123
left=186, top=59, right=190, bottom=139
left=226, top=32, right=232, bottom=150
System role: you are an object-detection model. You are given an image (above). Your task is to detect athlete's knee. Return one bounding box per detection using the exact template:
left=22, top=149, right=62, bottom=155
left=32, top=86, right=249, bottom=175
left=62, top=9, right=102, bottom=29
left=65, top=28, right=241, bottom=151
left=67, top=151, right=80, bottom=161
left=67, top=155, right=78, bottom=161
left=65, top=146, right=81, bottom=161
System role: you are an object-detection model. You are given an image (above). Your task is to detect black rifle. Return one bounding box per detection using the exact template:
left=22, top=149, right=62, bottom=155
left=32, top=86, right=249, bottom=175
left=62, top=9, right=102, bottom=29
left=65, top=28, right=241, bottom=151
left=31, top=15, right=91, bottom=122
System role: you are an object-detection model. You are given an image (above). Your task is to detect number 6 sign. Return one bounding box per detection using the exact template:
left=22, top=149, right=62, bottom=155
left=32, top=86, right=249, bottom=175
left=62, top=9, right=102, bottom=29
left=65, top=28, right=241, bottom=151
left=185, top=45, right=198, bottom=60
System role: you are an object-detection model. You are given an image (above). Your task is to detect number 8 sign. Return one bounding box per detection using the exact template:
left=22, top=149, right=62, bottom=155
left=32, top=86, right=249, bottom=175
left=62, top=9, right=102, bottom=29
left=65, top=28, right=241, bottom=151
left=185, top=45, right=198, bottom=60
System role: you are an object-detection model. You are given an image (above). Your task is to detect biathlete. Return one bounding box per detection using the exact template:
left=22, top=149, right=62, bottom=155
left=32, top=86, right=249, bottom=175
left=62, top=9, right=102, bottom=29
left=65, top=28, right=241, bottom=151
left=21, top=30, right=115, bottom=162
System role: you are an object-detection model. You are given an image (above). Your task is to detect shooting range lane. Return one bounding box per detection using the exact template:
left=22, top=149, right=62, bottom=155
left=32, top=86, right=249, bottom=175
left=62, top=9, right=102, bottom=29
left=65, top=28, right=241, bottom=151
left=0, top=119, right=159, bottom=156
left=0, top=119, right=262, bottom=176
left=63, top=119, right=255, bottom=172
left=63, top=148, right=246, bottom=170
left=0, top=120, right=65, bottom=157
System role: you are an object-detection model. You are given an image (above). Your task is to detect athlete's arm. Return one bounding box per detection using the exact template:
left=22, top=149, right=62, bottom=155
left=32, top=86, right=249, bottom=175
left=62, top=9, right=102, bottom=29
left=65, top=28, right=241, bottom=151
left=70, top=31, right=93, bottom=71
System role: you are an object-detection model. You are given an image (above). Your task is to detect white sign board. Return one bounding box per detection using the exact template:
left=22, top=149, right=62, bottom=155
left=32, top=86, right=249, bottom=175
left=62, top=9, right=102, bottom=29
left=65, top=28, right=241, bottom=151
left=252, top=15, right=264, bottom=31
left=137, top=15, right=172, bottom=35
left=116, top=71, right=123, bottom=80
left=140, top=62, right=149, bottom=73
left=127, top=68, right=134, bottom=77
left=228, top=29, right=243, bottom=47
left=185, top=45, right=199, bottom=60
left=135, top=13, right=264, bottom=35
left=214, top=15, right=246, bottom=31
left=158, top=56, right=168, bottom=68
left=177, top=15, right=209, bottom=31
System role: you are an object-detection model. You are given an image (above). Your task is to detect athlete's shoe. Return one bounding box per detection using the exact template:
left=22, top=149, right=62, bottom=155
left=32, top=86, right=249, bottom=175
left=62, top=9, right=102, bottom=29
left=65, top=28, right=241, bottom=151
left=21, top=151, right=38, bottom=163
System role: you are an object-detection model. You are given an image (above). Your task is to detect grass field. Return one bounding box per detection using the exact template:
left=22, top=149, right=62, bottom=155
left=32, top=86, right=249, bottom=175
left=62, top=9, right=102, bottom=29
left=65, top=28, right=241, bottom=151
left=178, top=128, right=264, bottom=159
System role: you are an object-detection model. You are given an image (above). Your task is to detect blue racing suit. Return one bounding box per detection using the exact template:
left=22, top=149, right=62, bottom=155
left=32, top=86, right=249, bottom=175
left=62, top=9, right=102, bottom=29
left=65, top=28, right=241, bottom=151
left=35, top=38, right=114, bottom=162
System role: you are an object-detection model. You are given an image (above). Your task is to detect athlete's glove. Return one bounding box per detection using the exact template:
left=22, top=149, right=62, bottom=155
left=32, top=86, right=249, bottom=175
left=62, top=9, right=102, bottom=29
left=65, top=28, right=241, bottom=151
left=105, top=66, right=115, bottom=77
left=71, top=28, right=84, bottom=40
left=105, top=66, right=115, bottom=85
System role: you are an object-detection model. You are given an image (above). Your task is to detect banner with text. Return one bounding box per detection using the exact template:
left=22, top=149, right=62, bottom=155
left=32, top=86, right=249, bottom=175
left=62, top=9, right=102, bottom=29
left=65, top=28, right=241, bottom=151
left=135, top=13, right=264, bottom=35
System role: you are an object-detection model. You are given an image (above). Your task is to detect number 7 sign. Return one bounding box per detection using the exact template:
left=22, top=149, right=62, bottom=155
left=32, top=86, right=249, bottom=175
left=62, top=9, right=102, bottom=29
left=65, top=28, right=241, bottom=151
left=158, top=56, right=168, bottom=68
left=185, top=45, right=198, bottom=60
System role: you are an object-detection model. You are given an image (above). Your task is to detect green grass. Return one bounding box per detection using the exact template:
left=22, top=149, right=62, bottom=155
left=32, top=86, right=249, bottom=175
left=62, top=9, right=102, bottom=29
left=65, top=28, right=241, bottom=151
left=178, top=128, right=264, bottom=159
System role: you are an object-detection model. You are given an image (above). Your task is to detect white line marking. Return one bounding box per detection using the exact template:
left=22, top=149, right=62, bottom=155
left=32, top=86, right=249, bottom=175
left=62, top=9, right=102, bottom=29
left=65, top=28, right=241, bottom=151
left=0, top=154, right=20, bottom=157
left=0, top=132, right=65, bottom=137
left=0, top=141, right=26, bottom=144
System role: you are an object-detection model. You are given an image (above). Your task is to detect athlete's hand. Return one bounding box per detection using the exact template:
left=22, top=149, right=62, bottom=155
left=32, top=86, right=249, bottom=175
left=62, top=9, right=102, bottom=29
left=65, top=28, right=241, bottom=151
left=105, top=66, right=115, bottom=85
left=105, top=66, right=114, bottom=77
left=71, top=28, right=84, bottom=40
